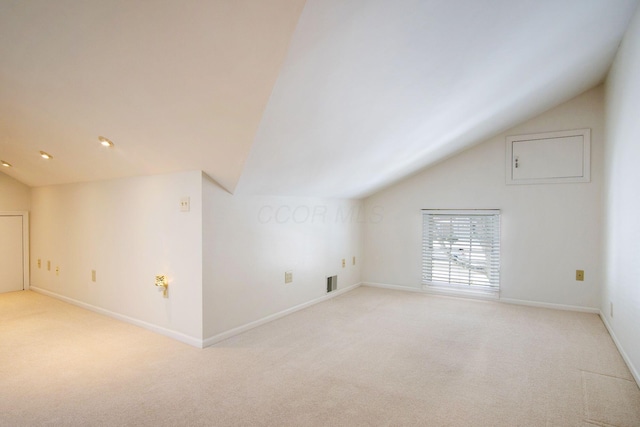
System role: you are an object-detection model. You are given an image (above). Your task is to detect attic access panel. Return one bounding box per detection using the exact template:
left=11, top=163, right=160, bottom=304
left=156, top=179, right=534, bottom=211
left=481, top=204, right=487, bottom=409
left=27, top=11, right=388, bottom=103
left=506, top=129, right=590, bottom=185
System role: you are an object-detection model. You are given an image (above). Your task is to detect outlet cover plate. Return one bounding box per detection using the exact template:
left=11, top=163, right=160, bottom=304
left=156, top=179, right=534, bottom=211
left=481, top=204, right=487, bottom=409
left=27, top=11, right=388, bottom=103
left=180, top=197, right=190, bottom=212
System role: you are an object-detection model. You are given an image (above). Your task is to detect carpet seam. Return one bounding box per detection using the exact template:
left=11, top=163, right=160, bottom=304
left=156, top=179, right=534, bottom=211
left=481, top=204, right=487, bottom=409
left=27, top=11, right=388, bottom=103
left=582, top=369, right=591, bottom=421
left=580, top=369, right=636, bottom=383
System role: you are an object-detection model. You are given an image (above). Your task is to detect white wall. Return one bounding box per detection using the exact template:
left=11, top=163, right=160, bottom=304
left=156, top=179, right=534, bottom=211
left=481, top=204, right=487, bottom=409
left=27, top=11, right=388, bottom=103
left=603, top=4, right=640, bottom=382
left=0, top=171, right=30, bottom=211
left=27, top=169, right=363, bottom=346
left=202, top=176, right=363, bottom=340
left=30, top=171, right=203, bottom=344
left=364, top=86, right=604, bottom=309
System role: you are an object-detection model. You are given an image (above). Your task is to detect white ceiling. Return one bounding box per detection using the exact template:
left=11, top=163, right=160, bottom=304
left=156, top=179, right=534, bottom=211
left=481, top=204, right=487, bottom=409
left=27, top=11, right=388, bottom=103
left=0, top=0, right=305, bottom=191
left=1, top=0, right=638, bottom=198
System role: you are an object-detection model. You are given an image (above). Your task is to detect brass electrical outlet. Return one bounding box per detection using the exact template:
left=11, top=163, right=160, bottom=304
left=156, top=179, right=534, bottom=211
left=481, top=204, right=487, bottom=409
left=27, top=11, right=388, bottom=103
left=47, top=261, right=51, bottom=271
left=37, top=259, right=41, bottom=268
left=576, top=270, right=584, bottom=281
left=155, top=275, right=168, bottom=297
left=91, top=270, right=96, bottom=282
left=342, top=259, right=346, bottom=268
left=55, top=266, right=59, bottom=276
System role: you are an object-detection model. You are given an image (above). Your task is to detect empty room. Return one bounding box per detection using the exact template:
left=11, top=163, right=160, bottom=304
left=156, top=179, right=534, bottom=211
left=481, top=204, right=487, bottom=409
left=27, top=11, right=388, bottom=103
left=1, top=0, right=640, bottom=425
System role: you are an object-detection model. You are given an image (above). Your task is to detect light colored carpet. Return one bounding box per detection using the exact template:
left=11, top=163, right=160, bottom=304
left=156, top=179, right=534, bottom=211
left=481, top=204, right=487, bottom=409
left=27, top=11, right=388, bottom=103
left=1, top=286, right=639, bottom=426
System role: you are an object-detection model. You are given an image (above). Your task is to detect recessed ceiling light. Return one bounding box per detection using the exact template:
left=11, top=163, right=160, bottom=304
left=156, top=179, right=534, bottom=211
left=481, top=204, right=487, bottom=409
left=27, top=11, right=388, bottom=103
left=98, top=136, right=114, bottom=147
left=1, top=160, right=11, bottom=167
left=40, top=151, right=53, bottom=159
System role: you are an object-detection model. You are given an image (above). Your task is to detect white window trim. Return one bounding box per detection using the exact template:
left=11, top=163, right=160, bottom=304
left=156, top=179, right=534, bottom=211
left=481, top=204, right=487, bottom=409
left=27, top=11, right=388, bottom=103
left=422, top=209, right=500, bottom=299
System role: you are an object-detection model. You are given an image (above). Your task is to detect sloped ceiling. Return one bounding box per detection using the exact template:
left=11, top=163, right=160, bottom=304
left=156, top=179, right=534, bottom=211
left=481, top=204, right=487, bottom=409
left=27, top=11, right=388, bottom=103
left=238, top=0, right=639, bottom=198
left=0, top=0, right=305, bottom=191
left=1, top=0, right=639, bottom=198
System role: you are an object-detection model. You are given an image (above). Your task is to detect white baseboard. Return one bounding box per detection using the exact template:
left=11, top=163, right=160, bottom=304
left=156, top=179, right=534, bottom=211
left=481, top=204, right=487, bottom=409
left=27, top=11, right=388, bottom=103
left=365, top=282, right=499, bottom=301
left=29, top=286, right=203, bottom=348
left=363, top=282, right=423, bottom=293
left=203, top=282, right=362, bottom=347
left=500, top=297, right=599, bottom=314
left=31, top=283, right=363, bottom=349
left=364, top=282, right=599, bottom=313
left=599, top=311, right=640, bottom=388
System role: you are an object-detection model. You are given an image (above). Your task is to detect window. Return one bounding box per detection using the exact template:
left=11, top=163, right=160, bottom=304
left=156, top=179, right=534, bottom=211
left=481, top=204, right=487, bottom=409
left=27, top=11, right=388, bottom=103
left=422, top=210, right=500, bottom=295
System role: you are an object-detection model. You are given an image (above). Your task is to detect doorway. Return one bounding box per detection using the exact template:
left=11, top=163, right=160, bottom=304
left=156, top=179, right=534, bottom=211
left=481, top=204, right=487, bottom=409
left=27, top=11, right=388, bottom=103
left=0, top=212, right=29, bottom=293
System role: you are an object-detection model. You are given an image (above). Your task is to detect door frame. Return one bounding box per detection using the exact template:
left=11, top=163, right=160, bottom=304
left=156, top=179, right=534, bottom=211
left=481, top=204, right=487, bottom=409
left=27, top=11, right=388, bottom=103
left=0, top=211, right=29, bottom=291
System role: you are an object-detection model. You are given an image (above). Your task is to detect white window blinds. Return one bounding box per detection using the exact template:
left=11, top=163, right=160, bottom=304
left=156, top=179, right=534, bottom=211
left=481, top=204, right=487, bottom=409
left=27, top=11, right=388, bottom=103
left=422, top=210, right=500, bottom=292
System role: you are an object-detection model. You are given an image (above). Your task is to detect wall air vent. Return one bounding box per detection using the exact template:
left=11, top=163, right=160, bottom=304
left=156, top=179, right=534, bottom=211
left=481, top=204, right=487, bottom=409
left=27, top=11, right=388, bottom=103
left=327, top=275, right=337, bottom=293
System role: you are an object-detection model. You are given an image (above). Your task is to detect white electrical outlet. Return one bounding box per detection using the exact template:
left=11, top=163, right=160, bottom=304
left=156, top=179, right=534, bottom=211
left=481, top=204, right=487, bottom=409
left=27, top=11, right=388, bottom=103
left=180, top=197, right=190, bottom=212
left=92, top=270, right=96, bottom=282
left=285, top=271, right=293, bottom=284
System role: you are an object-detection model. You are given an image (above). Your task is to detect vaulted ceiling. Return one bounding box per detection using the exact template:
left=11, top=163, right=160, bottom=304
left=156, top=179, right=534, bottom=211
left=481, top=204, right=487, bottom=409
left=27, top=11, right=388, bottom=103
left=1, top=0, right=638, bottom=198
left=0, top=0, right=305, bottom=192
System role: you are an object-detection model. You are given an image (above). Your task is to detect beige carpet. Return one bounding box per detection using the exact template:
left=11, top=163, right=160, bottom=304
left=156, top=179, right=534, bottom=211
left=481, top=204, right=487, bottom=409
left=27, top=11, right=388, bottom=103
left=1, top=287, right=639, bottom=426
